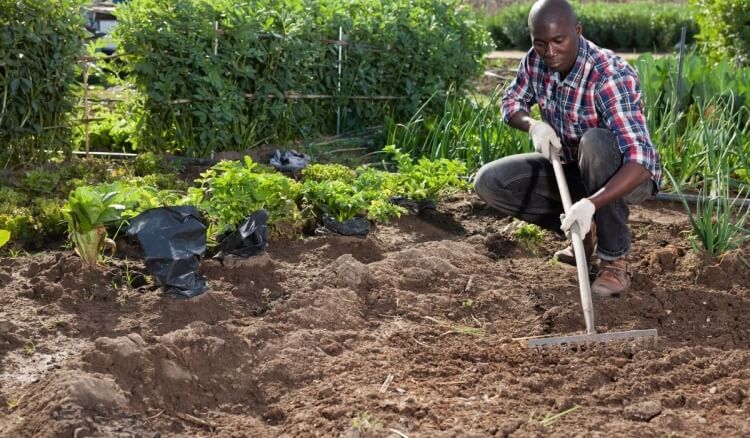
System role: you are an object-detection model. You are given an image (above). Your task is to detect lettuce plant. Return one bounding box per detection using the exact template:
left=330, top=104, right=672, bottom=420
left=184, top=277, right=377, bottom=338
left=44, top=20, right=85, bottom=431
left=64, top=187, right=124, bottom=266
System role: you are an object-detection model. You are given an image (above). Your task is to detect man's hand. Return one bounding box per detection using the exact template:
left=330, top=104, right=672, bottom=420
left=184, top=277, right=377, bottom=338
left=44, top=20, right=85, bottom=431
left=560, top=198, right=596, bottom=238
left=529, top=120, right=561, bottom=161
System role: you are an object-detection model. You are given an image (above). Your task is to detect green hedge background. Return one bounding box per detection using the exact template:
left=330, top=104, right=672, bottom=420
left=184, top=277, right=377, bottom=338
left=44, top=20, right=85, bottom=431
left=483, top=2, right=697, bottom=51
left=691, top=0, right=750, bottom=66
left=113, top=0, right=493, bottom=158
left=0, top=0, right=86, bottom=166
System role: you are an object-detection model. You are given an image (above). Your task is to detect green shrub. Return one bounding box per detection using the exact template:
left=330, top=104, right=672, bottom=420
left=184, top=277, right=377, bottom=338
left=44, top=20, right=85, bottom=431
left=691, top=0, right=750, bottom=66
left=114, top=0, right=492, bottom=157
left=302, top=163, right=357, bottom=183
left=187, top=158, right=303, bottom=237
left=484, top=2, right=697, bottom=51
left=0, top=0, right=86, bottom=166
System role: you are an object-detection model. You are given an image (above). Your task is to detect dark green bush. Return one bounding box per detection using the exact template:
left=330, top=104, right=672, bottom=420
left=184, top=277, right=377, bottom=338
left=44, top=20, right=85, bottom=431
left=484, top=2, right=697, bottom=51
left=691, top=0, right=750, bottom=66
left=114, top=0, right=492, bottom=158
left=0, top=0, right=86, bottom=166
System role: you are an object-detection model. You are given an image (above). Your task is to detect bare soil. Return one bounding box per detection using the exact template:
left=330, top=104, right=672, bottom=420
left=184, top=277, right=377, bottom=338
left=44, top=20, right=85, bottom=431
left=1, top=194, right=749, bottom=437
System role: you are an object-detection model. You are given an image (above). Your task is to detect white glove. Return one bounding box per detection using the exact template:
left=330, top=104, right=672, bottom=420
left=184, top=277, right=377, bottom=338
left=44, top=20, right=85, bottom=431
left=529, top=120, right=562, bottom=161
left=560, top=198, right=596, bottom=238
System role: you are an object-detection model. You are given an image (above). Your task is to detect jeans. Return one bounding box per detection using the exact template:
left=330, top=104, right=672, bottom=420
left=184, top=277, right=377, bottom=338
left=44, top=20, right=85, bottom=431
left=474, top=128, right=654, bottom=260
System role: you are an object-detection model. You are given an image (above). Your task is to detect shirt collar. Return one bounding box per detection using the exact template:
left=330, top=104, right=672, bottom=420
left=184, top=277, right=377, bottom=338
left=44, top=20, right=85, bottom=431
left=562, top=35, right=588, bottom=88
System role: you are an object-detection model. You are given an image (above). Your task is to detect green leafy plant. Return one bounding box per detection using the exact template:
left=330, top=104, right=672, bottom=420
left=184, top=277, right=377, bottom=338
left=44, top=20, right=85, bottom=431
left=301, top=163, right=356, bottom=183
left=188, top=157, right=303, bottom=237
left=384, top=144, right=469, bottom=201
left=301, top=179, right=368, bottom=223
left=64, top=187, right=125, bottom=266
left=513, top=222, right=546, bottom=255
left=0, top=229, right=10, bottom=248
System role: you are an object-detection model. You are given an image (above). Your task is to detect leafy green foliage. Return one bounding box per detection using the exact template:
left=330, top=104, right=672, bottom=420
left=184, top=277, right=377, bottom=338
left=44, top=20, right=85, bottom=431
left=384, top=145, right=469, bottom=201
left=64, top=187, right=125, bottom=265
left=301, top=179, right=368, bottom=222
left=513, top=222, right=546, bottom=255
left=691, top=0, right=750, bottom=66
left=0, top=229, right=9, bottom=248
left=302, top=163, right=356, bottom=183
left=188, top=158, right=303, bottom=237
left=0, top=0, right=87, bottom=166
left=483, top=2, right=696, bottom=51
left=113, top=0, right=492, bottom=157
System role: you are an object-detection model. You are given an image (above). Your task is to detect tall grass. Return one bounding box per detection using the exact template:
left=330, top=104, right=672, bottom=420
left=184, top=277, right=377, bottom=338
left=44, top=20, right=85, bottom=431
left=384, top=86, right=530, bottom=173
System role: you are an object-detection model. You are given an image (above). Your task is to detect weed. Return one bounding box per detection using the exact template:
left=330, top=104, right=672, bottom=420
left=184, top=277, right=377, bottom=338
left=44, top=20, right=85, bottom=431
left=528, top=405, right=580, bottom=427
left=123, top=258, right=135, bottom=288
left=23, top=341, right=35, bottom=356
left=462, top=298, right=475, bottom=308
left=424, top=316, right=486, bottom=337
left=548, top=256, right=560, bottom=267
left=351, top=411, right=383, bottom=433
left=513, top=222, right=546, bottom=255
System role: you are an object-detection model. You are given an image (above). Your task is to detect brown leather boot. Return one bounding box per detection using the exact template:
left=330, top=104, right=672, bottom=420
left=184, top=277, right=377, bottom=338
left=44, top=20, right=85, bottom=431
left=591, top=258, right=630, bottom=297
left=553, top=222, right=596, bottom=266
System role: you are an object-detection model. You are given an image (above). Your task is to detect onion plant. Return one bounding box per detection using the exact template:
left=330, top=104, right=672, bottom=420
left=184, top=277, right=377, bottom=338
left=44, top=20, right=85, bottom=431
left=664, top=102, right=750, bottom=256
left=384, top=86, right=529, bottom=173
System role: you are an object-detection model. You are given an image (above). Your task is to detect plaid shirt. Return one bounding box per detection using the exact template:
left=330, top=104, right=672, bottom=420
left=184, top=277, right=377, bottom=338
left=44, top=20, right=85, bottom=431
left=502, top=36, right=661, bottom=190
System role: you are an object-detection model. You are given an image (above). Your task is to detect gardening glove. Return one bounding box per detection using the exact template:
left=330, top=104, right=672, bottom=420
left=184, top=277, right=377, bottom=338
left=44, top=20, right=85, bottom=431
left=529, top=120, right=562, bottom=161
left=560, top=198, right=596, bottom=239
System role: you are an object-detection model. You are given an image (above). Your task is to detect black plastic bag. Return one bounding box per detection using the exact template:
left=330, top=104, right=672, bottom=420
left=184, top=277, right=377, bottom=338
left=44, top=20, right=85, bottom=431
left=390, top=196, right=437, bottom=214
left=317, top=215, right=370, bottom=236
left=269, top=149, right=310, bottom=173
left=214, top=210, right=269, bottom=259
left=126, top=206, right=207, bottom=299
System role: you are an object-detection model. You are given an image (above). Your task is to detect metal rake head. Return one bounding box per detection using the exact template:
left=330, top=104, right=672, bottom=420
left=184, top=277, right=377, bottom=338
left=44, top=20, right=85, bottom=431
left=523, top=329, right=658, bottom=351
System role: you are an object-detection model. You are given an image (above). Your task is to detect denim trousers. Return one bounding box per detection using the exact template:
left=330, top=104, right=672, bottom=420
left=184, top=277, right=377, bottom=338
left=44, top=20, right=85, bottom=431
left=474, top=128, right=654, bottom=260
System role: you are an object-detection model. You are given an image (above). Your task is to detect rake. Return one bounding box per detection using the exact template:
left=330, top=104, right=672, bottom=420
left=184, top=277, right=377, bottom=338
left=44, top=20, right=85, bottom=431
left=517, top=154, right=658, bottom=350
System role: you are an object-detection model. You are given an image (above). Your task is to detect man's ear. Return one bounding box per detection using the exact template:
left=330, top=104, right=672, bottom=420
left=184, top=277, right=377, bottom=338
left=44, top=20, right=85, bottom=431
left=575, top=23, right=582, bottom=37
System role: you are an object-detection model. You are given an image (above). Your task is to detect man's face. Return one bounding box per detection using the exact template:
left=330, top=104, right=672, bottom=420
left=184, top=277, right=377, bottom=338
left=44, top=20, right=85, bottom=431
left=530, top=20, right=581, bottom=75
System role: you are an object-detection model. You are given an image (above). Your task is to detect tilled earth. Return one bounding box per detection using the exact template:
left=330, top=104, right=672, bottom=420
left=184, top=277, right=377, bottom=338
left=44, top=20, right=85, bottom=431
left=1, top=194, right=749, bottom=437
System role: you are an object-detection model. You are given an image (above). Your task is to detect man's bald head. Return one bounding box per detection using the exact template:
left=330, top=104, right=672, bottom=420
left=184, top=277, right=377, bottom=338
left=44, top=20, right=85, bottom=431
left=526, top=0, right=581, bottom=76
left=528, top=0, right=578, bottom=33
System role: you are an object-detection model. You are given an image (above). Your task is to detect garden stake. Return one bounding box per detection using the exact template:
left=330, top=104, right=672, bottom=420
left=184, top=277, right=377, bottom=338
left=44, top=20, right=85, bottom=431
left=517, top=153, right=658, bottom=350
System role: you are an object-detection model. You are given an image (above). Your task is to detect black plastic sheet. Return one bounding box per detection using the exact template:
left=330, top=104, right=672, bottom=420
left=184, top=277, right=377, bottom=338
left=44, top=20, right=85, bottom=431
left=214, top=210, right=269, bottom=259
left=318, top=215, right=370, bottom=236
left=269, top=149, right=310, bottom=173
left=126, top=206, right=207, bottom=298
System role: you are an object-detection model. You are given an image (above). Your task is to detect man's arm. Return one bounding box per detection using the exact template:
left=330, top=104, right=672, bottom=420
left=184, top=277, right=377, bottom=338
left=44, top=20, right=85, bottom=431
left=587, top=161, right=650, bottom=209
left=508, top=111, right=535, bottom=133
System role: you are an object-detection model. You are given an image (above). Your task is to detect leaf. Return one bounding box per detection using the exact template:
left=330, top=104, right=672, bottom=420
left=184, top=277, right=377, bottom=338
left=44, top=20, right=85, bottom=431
left=0, top=229, right=10, bottom=248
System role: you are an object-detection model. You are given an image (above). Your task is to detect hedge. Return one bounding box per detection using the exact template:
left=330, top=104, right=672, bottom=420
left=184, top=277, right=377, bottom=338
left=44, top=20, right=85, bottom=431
left=0, top=0, right=86, bottom=166
left=691, top=0, right=750, bottom=66
left=483, top=2, right=697, bottom=52
left=114, top=0, right=493, bottom=158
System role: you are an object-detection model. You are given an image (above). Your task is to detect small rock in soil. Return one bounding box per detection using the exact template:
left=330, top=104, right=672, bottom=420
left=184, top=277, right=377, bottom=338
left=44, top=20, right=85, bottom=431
left=623, top=400, right=662, bottom=421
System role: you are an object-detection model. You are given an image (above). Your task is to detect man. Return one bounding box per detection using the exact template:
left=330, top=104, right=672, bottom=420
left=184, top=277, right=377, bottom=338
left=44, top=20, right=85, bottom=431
left=474, top=0, right=661, bottom=297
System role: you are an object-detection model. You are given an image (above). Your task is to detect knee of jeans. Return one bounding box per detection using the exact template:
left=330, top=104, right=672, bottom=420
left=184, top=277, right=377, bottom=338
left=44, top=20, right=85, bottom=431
left=579, top=128, right=620, bottom=169
left=473, top=165, right=493, bottom=200
left=579, top=128, right=615, bottom=157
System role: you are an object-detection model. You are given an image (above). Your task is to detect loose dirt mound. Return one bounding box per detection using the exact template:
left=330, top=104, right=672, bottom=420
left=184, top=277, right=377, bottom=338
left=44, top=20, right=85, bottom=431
left=1, top=195, right=749, bottom=437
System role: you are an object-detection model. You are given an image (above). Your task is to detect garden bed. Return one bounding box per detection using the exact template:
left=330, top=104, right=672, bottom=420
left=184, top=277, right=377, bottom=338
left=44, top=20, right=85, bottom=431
left=1, top=193, right=749, bottom=436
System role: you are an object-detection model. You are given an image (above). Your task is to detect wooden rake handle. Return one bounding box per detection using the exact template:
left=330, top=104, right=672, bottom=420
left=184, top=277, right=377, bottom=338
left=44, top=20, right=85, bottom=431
left=550, top=155, right=597, bottom=335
